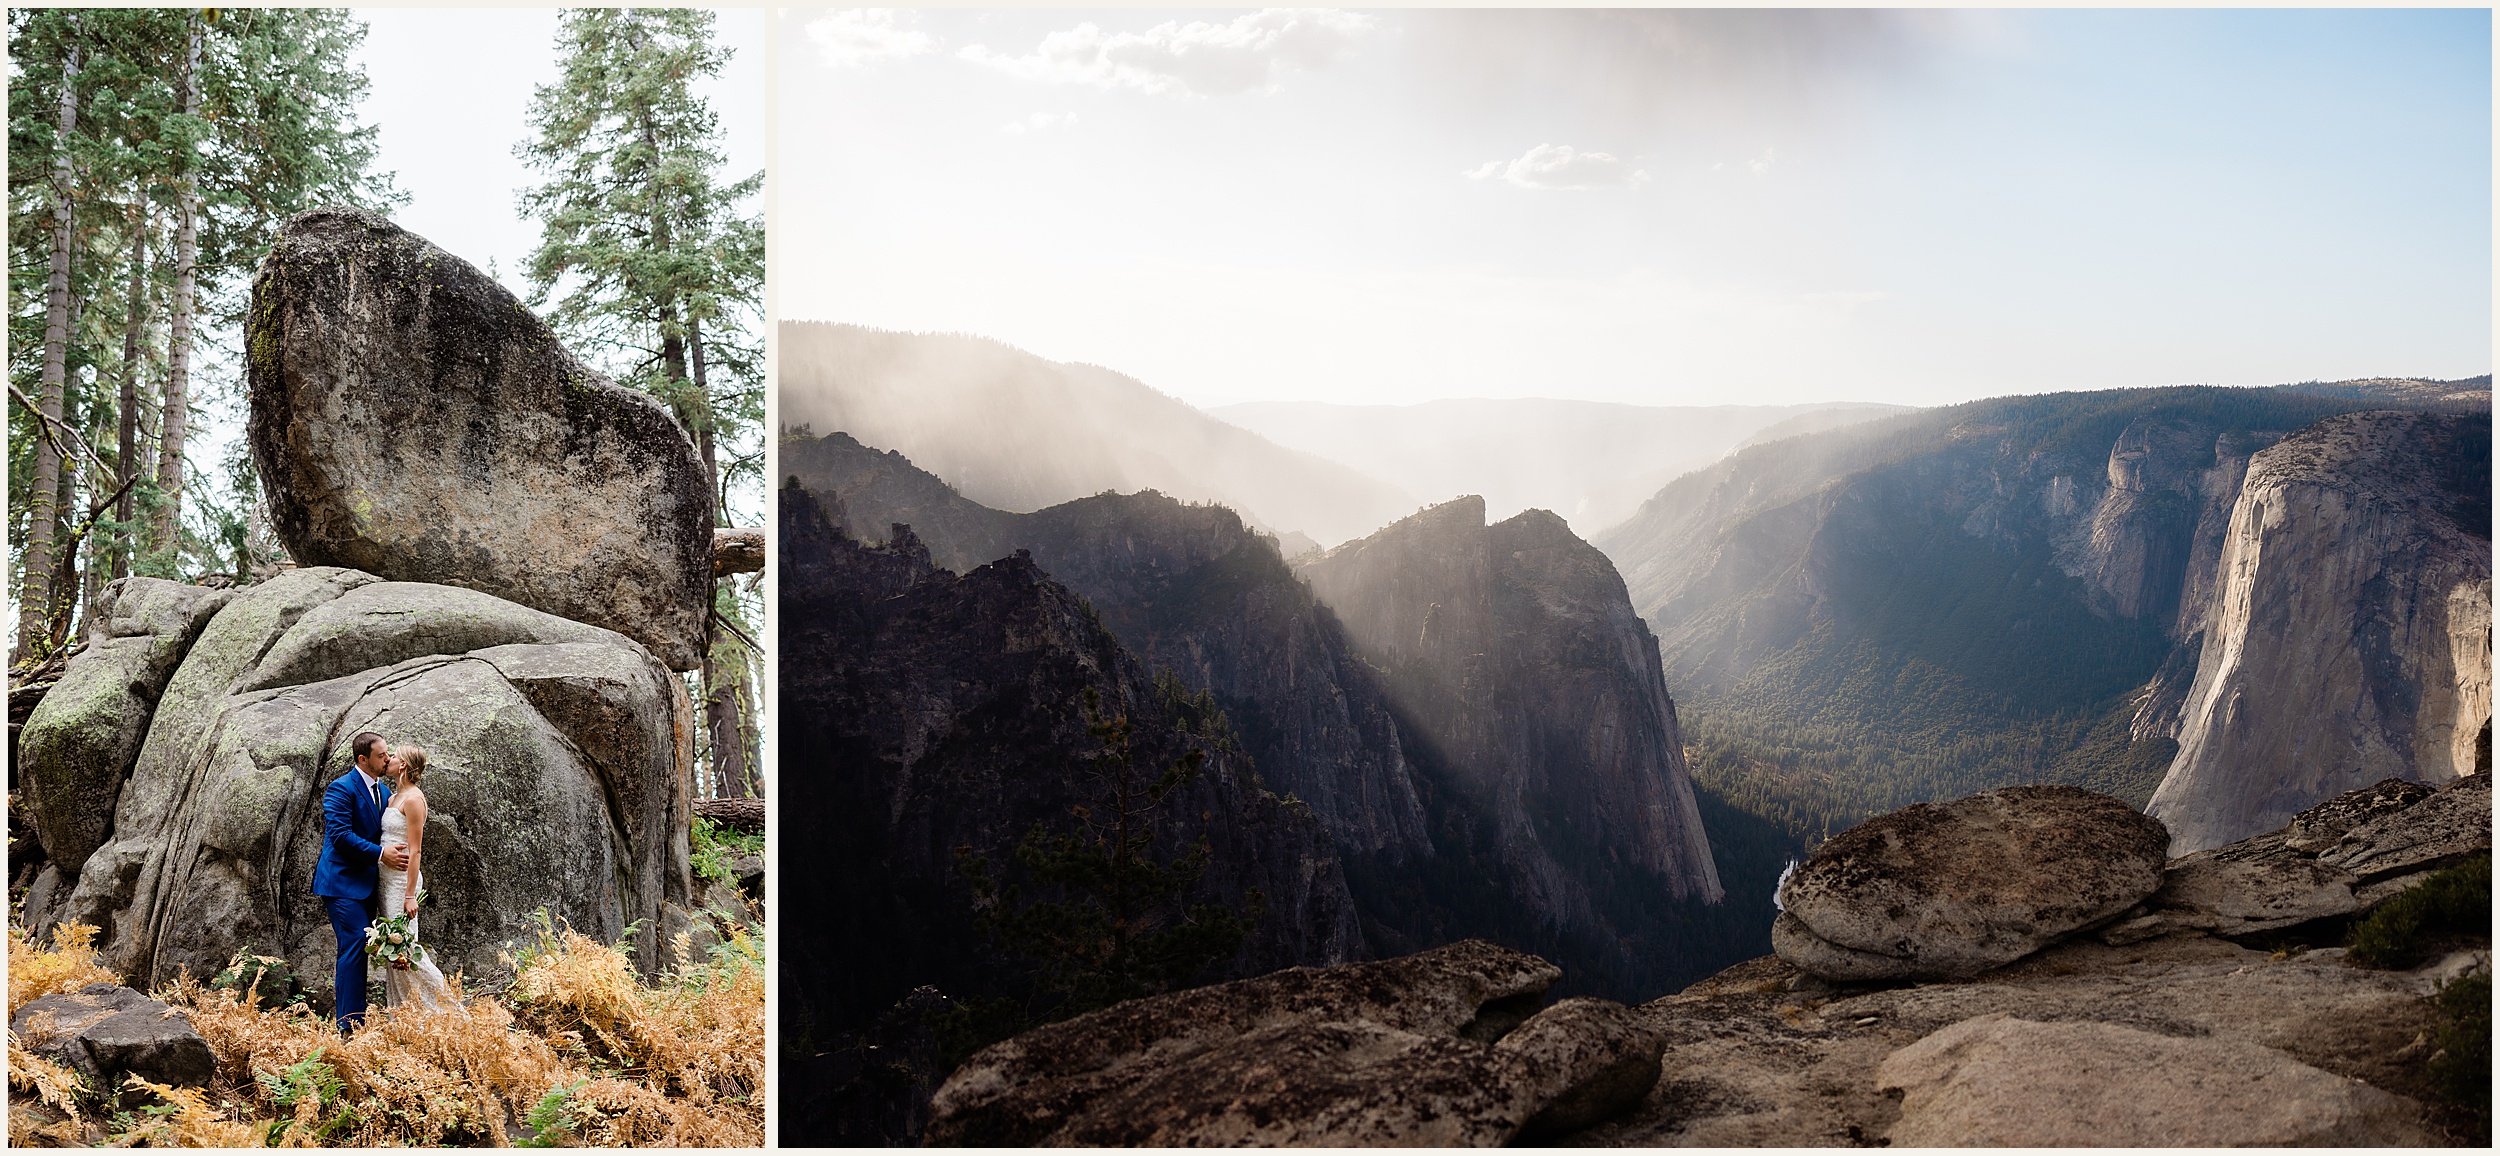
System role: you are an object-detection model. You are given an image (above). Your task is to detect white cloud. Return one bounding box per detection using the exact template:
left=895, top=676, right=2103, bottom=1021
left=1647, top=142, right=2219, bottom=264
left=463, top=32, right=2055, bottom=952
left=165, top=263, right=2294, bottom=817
left=1001, top=111, right=1080, bottom=135
left=1465, top=144, right=1649, bottom=191
left=959, top=9, right=1375, bottom=96
left=809, top=9, right=935, bottom=68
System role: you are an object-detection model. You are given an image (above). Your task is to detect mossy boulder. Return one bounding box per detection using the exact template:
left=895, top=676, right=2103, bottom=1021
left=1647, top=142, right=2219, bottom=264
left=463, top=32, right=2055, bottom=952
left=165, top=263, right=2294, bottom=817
left=17, top=578, right=229, bottom=878
left=245, top=206, right=713, bottom=671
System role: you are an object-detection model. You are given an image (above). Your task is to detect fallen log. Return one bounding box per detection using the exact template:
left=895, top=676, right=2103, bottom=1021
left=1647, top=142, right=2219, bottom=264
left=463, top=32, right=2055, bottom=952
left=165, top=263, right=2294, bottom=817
left=695, top=796, right=764, bottom=833
left=715, top=528, right=765, bottom=577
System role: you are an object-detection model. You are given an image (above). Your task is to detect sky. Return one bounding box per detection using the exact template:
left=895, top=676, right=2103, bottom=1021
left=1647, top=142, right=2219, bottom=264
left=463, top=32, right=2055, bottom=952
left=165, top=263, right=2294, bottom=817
left=353, top=7, right=766, bottom=297
left=782, top=7, right=2493, bottom=410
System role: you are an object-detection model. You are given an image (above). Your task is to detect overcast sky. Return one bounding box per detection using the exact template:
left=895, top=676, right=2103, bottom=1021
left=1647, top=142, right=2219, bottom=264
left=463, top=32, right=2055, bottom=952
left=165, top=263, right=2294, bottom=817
left=352, top=6, right=766, bottom=295
left=782, top=7, right=2491, bottom=410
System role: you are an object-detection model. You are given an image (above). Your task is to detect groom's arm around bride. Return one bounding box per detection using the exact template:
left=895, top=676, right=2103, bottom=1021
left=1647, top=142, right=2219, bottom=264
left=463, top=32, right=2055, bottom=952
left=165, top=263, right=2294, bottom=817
left=311, top=732, right=408, bottom=1033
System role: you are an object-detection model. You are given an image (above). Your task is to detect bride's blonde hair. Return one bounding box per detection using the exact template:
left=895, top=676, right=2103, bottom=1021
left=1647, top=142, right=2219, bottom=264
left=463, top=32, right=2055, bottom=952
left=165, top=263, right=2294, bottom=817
left=397, top=744, right=429, bottom=785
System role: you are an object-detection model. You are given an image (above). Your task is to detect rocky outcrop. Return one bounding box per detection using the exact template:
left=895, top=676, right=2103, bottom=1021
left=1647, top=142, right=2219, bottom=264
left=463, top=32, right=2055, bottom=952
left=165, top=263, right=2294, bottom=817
left=1298, top=497, right=1723, bottom=921
left=927, top=940, right=1662, bottom=1146
left=247, top=207, right=714, bottom=671
left=1772, top=785, right=2169, bottom=980
left=10, top=982, right=218, bottom=1089
left=2151, top=411, right=2492, bottom=853
left=17, top=568, right=696, bottom=1000
left=937, top=766, right=2486, bottom=1145
left=776, top=479, right=1358, bottom=1046
left=1575, top=775, right=2487, bottom=1145
left=2103, top=775, right=2490, bottom=945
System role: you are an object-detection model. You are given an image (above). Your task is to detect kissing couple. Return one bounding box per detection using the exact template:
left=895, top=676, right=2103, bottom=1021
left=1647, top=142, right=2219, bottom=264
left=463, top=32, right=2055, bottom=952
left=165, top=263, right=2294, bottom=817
left=313, top=731, right=456, bottom=1033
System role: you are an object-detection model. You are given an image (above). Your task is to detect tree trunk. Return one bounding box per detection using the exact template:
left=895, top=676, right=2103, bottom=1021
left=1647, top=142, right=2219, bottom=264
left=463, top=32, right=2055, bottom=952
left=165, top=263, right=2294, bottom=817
left=113, top=201, right=148, bottom=581
left=690, top=318, right=720, bottom=522
left=707, top=647, right=759, bottom=798
left=18, top=23, right=83, bottom=662
left=152, top=16, right=201, bottom=560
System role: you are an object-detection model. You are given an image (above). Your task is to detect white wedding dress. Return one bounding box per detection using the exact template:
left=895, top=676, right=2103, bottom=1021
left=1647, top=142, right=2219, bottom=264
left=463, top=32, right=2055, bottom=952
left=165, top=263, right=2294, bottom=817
left=377, top=803, right=457, bottom=1010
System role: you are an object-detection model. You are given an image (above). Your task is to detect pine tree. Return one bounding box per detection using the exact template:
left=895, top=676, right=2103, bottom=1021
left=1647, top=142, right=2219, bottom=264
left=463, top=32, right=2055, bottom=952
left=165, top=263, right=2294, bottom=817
left=519, top=7, right=765, bottom=796
left=9, top=7, right=395, bottom=662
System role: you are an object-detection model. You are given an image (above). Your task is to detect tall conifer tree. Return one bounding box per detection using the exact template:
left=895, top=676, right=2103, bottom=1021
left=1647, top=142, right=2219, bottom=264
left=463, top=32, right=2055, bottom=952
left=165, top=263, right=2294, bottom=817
left=519, top=7, right=764, bottom=795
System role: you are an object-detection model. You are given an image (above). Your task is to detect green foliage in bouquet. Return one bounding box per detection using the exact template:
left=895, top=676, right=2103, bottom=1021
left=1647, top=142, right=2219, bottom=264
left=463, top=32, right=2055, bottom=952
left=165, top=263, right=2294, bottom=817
left=363, top=891, right=429, bottom=970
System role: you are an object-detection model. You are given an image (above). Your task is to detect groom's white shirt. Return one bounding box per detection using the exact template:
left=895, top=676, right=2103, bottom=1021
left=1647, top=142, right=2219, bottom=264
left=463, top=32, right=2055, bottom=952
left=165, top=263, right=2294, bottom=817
left=356, top=768, right=386, bottom=863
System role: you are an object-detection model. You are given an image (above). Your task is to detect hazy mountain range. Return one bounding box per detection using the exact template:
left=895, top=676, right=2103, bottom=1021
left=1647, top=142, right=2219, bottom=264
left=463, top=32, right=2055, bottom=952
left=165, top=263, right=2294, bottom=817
left=1212, top=398, right=1903, bottom=535
left=780, top=322, right=1903, bottom=546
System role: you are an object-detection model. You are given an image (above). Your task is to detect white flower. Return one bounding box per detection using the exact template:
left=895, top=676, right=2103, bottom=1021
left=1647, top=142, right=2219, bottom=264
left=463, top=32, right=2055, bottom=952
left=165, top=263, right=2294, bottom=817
left=388, top=932, right=404, bottom=945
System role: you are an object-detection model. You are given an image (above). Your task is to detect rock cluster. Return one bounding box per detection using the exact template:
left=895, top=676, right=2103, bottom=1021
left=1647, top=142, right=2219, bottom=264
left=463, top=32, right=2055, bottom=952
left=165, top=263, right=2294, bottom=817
left=17, top=572, right=701, bottom=999
left=10, top=982, right=218, bottom=1090
left=247, top=207, right=715, bottom=672
left=941, top=776, right=2486, bottom=1145
left=927, top=940, right=1663, bottom=1146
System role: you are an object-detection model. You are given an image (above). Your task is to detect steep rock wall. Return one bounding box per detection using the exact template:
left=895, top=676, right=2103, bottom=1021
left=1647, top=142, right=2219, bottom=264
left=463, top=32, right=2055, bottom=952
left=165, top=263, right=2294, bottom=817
left=777, top=480, right=1360, bottom=1036
left=2149, top=411, right=2492, bottom=853
left=1298, top=497, right=1725, bottom=938
left=781, top=433, right=1430, bottom=867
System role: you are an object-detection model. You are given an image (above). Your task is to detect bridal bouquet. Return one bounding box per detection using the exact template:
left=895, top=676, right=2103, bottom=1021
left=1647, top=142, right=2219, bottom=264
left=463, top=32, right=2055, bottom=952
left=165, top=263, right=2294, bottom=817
left=365, top=892, right=428, bottom=970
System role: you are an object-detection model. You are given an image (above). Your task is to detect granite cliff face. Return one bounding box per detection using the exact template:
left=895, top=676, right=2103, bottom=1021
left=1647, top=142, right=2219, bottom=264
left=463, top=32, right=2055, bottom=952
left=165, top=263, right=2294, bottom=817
left=1592, top=386, right=2472, bottom=830
left=775, top=479, right=1360, bottom=1043
left=1298, top=497, right=1725, bottom=964
left=2149, top=411, right=2492, bottom=852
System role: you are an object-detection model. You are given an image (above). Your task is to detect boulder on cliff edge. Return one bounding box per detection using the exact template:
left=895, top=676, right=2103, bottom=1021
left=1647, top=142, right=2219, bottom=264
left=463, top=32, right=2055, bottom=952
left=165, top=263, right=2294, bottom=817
left=1773, top=784, right=2169, bottom=981
left=246, top=206, right=713, bottom=672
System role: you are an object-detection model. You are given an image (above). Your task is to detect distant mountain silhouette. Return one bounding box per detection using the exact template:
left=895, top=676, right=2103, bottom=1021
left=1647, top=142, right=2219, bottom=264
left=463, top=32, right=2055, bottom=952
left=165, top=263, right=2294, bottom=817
left=779, top=322, right=1416, bottom=547
left=1211, top=398, right=1906, bottom=535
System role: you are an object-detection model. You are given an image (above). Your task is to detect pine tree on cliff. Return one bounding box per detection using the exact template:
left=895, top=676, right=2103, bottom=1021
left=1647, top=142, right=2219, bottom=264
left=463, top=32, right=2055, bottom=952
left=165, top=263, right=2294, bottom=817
left=517, top=7, right=765, bottom=797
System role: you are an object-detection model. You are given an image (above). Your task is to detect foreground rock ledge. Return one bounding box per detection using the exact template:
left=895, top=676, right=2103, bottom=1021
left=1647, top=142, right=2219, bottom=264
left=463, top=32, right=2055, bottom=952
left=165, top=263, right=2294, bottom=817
left=926, top=940, right=1664, bottom=1146
left=246, top=206, right=714, bottom=671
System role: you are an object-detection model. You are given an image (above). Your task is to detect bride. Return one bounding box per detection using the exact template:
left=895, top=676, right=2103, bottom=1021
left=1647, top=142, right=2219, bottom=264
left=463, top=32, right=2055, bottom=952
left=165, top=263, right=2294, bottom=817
left=379, top=745, right=457, bottom=1010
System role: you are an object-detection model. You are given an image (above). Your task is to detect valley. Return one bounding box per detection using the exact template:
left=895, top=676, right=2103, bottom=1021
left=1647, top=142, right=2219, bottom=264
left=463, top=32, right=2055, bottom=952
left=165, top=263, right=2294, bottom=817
left=775, top=322, right=2489, bottom=1141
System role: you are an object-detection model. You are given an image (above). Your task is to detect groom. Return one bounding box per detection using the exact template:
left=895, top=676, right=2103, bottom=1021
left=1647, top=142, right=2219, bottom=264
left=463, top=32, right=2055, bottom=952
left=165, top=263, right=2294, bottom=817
left=313, top=731, right=410, bottom=1033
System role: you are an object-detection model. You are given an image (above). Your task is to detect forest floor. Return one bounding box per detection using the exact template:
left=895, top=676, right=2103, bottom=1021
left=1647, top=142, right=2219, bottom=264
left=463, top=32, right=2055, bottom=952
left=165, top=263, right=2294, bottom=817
left=7, top=913, right=764, bottom=1147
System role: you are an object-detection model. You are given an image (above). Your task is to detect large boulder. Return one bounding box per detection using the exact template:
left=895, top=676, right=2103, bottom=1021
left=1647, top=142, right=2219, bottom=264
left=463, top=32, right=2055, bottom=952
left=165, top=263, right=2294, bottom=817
left=927, top=940, right=1663, bottom=1146
left=246, top=206, right=713, bottom=672
left=10, top=982, right=218, bottom=1089
left=17, top=579, right=230, bottom=879
left=1772, top=785, right=2169, bottom=981
left=1875, top=1013, right=2432, bottom=1146
left=28, top=569, right=695, bottom=1002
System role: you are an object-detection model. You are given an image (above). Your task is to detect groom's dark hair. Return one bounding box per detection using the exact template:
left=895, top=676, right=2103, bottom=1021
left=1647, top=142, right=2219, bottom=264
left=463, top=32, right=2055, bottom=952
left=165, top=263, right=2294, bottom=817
left=352, top=731, right=386, bottom=759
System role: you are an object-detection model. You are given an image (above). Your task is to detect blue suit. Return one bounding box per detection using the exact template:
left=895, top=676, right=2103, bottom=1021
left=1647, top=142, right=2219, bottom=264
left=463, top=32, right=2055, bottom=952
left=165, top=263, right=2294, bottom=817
left=313, top=770, right=390, bottom=1032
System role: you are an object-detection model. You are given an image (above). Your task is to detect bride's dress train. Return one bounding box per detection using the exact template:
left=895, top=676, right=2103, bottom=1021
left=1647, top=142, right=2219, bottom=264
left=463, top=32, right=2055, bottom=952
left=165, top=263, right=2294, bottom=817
left=377, top=804, right=457, bottom=1011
